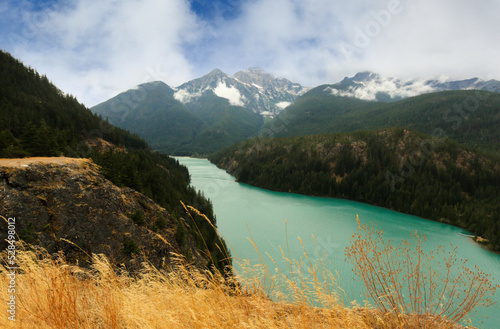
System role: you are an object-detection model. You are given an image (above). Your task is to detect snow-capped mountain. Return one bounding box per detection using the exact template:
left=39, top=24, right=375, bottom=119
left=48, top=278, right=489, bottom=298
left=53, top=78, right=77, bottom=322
left=325, top=72, right=500, bottom=102
left=174, top=68, right=306, bottom=116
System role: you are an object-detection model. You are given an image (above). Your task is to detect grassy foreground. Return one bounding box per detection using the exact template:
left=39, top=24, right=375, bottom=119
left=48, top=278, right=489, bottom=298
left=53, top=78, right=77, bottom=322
left=1, top=212, right=498, bottom=329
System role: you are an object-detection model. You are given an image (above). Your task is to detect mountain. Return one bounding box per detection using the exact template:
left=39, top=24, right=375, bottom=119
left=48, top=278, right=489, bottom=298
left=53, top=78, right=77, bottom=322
left=325, top=71, right=500, bottom=102
left=92, top=79, right=264, bottom=155
left=0, top=50, right=229, bottom=272
left=174, top=68, right=306, bottom=116
left=270, top=89, right=500, bottom=154
left=210, top=127, right=500, bottom=250
left=92, top=68, right=500, bottom=155
left=91, top=81, right=206, bottom=154
left=92, top=67, right=305, bottom=153
left=179, top=91, right=264, bottom=153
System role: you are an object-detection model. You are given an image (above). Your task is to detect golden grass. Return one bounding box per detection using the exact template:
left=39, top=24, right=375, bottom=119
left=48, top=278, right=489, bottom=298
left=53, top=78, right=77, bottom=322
left=0, top=247, right=359, bottom=329
left=1, top=212, right=497, bottom=329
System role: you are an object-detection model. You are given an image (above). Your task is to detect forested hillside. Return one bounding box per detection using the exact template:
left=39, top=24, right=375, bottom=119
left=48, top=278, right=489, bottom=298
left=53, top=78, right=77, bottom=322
left=211, top=128, right=500, bottom=250
left=271, top=88, right=500, bottom=154
left=0, top=50, right=228, bottom=271
left=181, top=91, right=264, bottom=153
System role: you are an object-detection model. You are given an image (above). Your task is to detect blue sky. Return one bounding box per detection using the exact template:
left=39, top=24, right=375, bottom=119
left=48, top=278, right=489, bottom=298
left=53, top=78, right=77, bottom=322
left=190, top=0, right=242, bottom=20
left=1, top=0, right=499, bottom=107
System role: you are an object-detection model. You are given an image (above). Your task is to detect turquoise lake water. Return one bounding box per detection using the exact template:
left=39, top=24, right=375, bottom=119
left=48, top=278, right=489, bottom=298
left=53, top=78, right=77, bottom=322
left=177, top=157, right=500, bottom=328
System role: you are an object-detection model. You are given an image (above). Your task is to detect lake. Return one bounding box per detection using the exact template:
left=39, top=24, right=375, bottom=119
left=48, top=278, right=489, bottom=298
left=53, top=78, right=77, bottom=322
left=177, top=157, right=500, bottom=328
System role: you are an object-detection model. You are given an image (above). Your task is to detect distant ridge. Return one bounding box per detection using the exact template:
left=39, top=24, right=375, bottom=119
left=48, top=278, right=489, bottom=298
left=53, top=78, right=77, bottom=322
left=91, top=68, right=500, bottom=155
left=326, top=71, right=500, bottom=102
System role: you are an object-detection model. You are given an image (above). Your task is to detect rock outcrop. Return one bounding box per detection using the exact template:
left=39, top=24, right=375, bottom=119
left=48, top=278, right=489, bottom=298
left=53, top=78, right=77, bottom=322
left=0, top=157, right=206, bottom=271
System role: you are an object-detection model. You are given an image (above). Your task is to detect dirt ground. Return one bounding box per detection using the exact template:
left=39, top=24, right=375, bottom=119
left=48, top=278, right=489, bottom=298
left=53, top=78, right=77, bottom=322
left=0, top=157, right=91, bottom=168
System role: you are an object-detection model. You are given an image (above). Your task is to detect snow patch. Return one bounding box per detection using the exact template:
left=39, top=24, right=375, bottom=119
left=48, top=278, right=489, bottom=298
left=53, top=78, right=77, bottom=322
left=276, top=101, right=291, bottom=109
left=260, top=111, right=274, bottom=117
left=213, top=81, right=246, bottom=106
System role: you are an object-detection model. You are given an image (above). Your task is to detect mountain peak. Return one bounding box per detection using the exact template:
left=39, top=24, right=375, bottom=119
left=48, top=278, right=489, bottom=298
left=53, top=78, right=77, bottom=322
left=244, top=67, right=266, bottom=74
left=341, top=71, right=380, bottom=84
left=233, top=68, right=305, bottom=96
left=207, top=68, right=227, bottom=77
left=135, top=80, right=174, bottom=93
left=233, top=67, right=274, bottom=82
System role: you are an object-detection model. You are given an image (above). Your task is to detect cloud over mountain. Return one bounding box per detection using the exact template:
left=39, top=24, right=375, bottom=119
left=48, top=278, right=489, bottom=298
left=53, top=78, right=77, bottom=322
left=2, top=0, right=499, bottom=107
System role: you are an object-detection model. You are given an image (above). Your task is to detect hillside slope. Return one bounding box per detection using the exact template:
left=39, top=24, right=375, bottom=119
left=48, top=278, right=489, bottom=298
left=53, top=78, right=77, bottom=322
left=0, top=50, right=228, bottom=271
left=182, top=91, right=264, bottom=154
left=271, top=89, right=500, bottom=154
left=0, top=158, right=206, bottom=270
left=210, top=128, right=500, bottom=250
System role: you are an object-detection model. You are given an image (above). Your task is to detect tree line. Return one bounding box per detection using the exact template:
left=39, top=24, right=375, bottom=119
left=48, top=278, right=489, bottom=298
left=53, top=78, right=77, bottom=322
left=210, top=128, right=500, bottom=250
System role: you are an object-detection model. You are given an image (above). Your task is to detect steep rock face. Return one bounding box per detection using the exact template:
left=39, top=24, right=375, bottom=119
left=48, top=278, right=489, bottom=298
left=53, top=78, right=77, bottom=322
left=233, top=68, right=305, bottom=95
left=0, top=158, right=205, bottom=271
left=174, top=68, right=306, bottom=115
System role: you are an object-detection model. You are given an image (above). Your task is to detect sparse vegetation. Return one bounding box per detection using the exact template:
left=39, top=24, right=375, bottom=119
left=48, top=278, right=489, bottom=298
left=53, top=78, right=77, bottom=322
left=131, top=210, right=145, bottom=226
left=122, top=238, right=140, bottom=255
left=175, top=219, right=187, bottom=246
left=151, top=213, right=167, bottom=231
left=19, top=222, right=36, bottom=244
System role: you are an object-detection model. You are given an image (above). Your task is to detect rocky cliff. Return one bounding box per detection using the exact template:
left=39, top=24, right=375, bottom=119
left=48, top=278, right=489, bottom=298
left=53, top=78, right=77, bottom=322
left=0, top=157, right=206, bottom=271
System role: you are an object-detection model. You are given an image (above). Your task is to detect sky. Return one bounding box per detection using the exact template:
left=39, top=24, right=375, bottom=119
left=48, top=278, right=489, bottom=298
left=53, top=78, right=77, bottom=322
left=1, top=0, right=499, bottom=107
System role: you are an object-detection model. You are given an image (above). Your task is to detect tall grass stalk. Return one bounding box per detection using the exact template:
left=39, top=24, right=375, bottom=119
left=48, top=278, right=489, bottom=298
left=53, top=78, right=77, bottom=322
left=345, top=215, right=498, bottom=328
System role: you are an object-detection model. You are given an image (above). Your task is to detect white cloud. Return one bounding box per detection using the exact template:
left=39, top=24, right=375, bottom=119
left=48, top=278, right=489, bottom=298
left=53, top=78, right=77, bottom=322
left=173, top=89, right=202, bottom=104
left=3, top=0, right=500, bottom=106
left=7, top=0, right=199, bottom=107
left=191, top=0, right=500, bottom=86
left=337, top=0, right=500, bottom=81
left=326, top=76, right=437, bottom=101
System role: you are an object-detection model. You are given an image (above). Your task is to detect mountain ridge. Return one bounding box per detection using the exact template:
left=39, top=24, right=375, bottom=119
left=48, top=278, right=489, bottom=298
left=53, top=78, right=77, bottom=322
left=97, top=69, right=500, bottom=118
left=269, top=89, right=500, bottom=154
left=91, top=68, right=500, bottom=155
left=327, top=71, right=500, bottom=102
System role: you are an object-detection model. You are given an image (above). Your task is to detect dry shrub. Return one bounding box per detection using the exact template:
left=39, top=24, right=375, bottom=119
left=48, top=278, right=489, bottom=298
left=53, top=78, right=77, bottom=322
left=345, top=215, right=499, bottom=328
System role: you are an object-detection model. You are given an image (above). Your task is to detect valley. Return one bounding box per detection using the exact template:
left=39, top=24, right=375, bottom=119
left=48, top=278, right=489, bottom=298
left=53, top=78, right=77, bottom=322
left=2, top=0, right=500, bottom=327
left=178, top=157, right=500, bottom=329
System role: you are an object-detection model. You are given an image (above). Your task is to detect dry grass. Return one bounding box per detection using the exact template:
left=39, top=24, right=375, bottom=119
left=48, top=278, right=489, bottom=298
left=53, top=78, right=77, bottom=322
left=1, top=247, right=365, bottom=329
left=1, top=212, right=497, bottom=329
